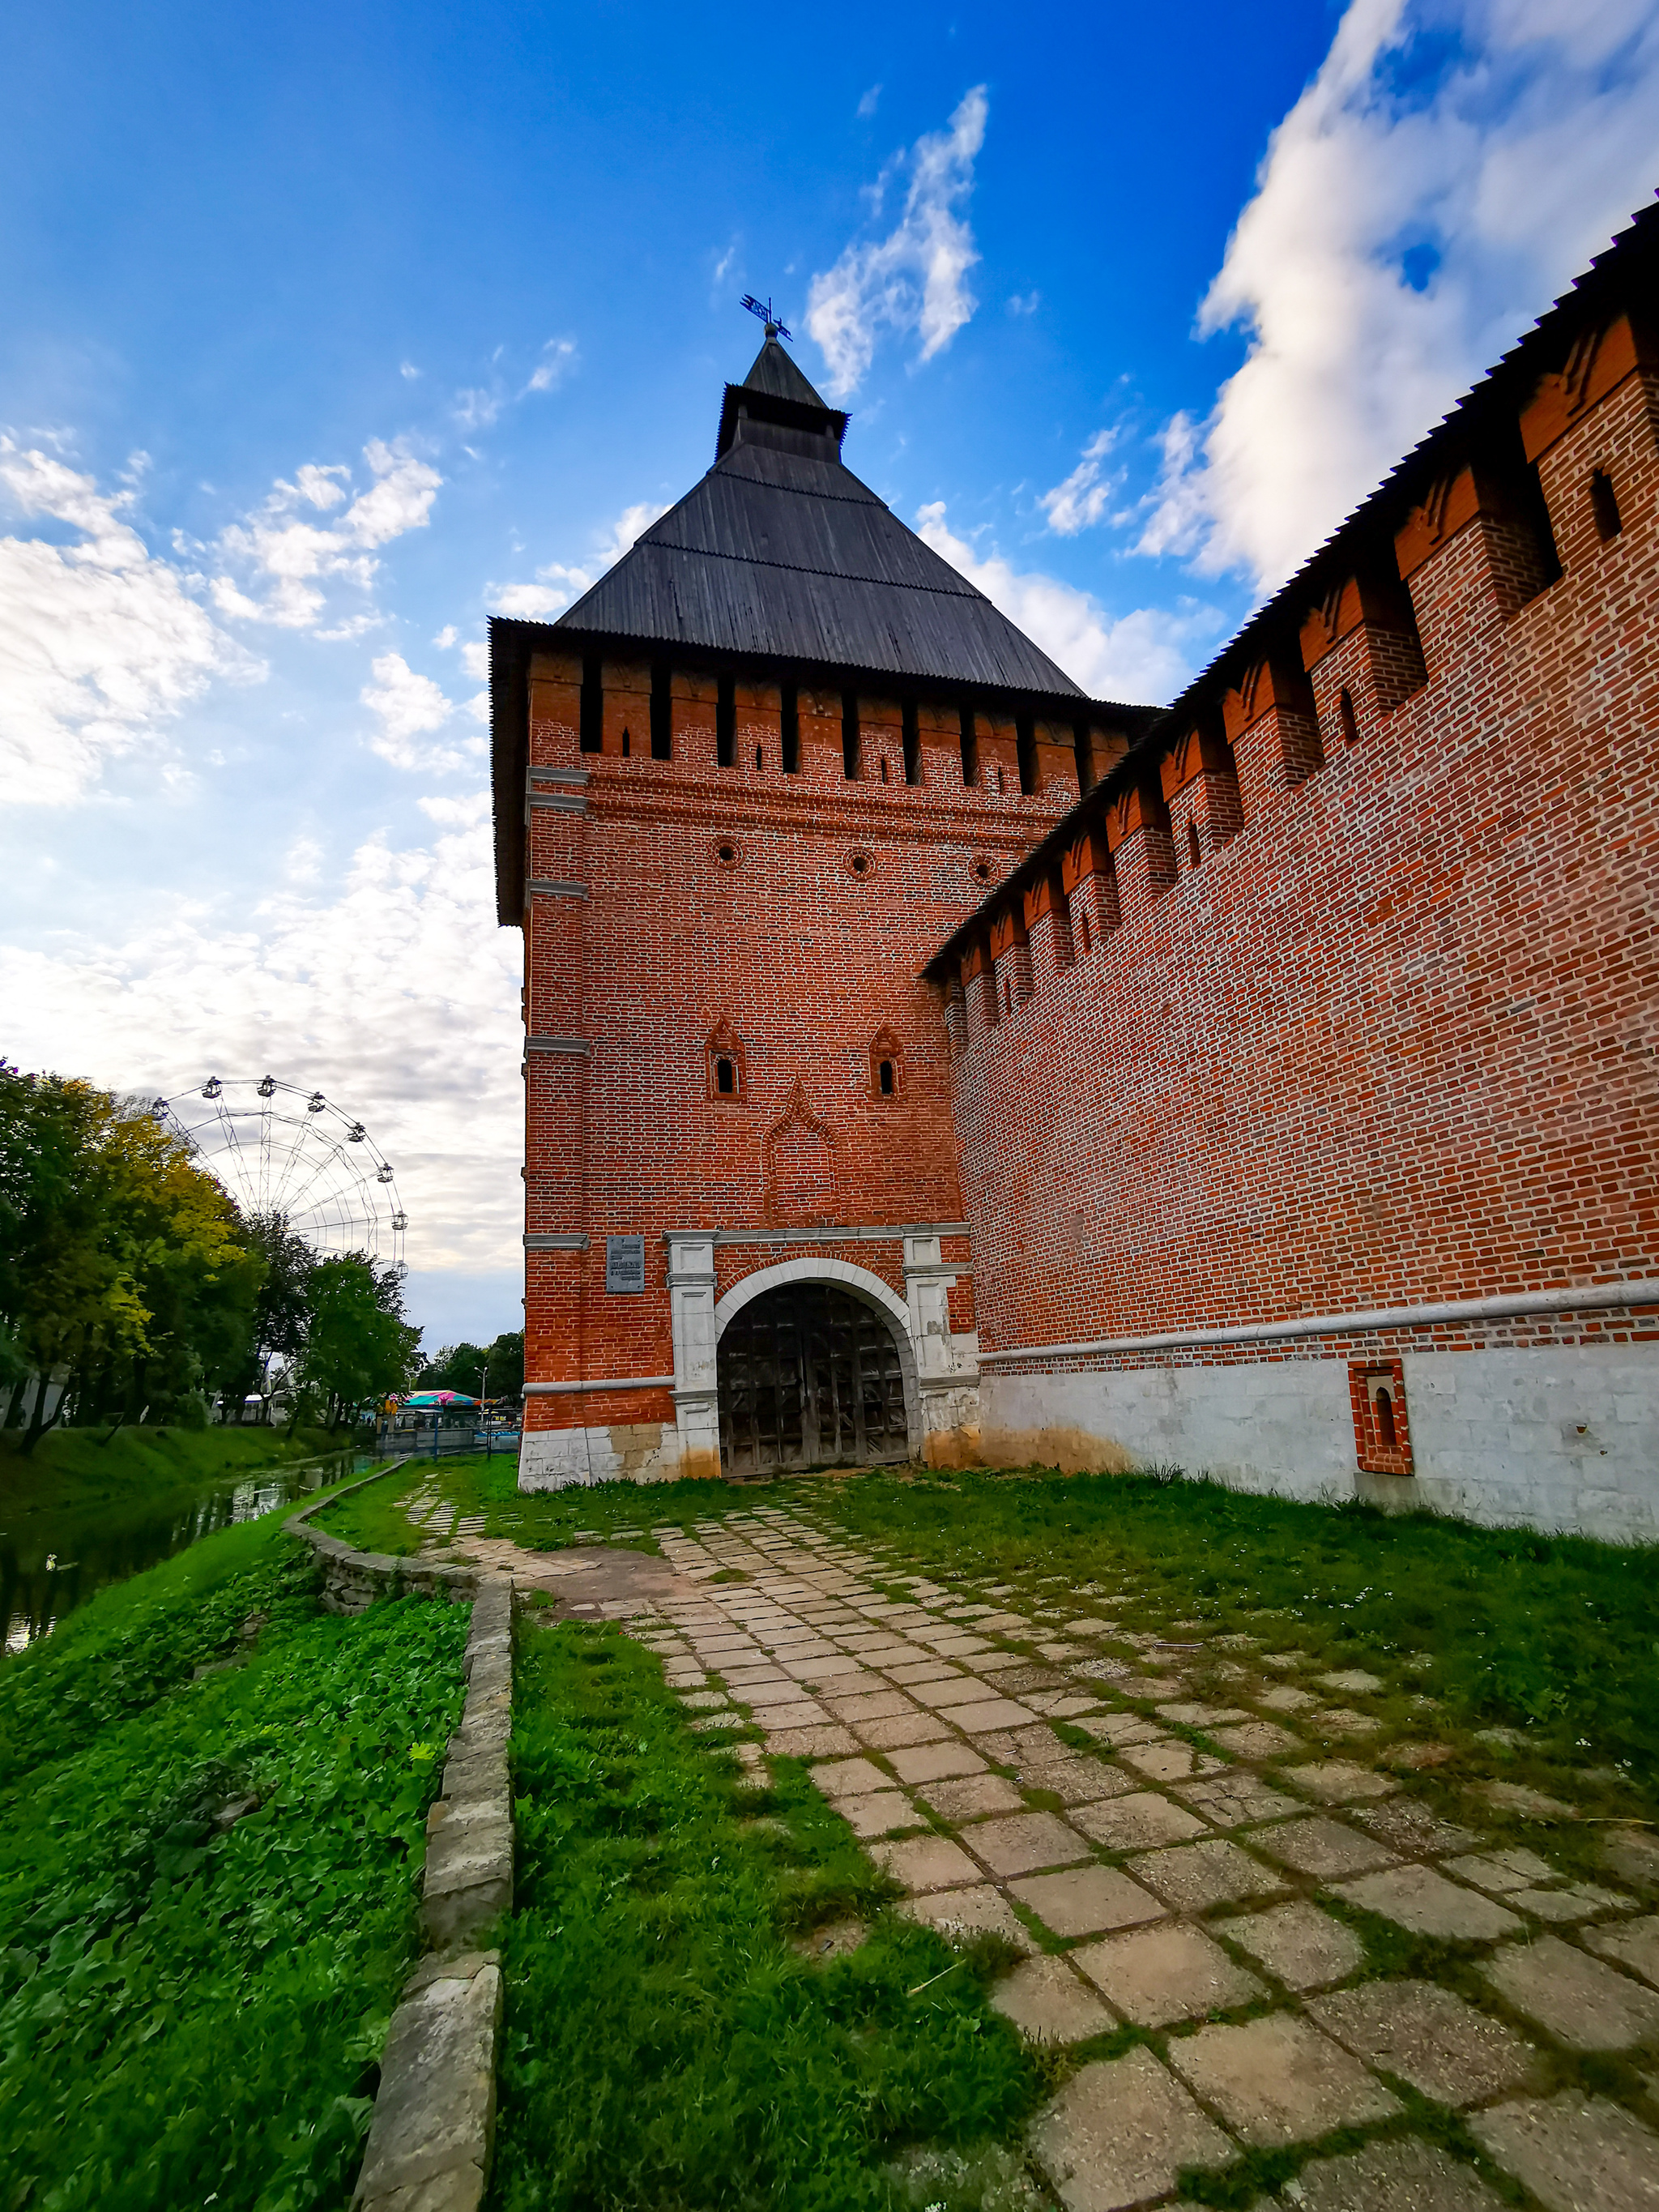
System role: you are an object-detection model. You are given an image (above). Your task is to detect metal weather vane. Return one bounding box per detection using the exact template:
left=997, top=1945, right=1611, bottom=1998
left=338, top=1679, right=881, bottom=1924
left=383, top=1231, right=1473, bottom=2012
left=740, top=293, right=791, bottom=342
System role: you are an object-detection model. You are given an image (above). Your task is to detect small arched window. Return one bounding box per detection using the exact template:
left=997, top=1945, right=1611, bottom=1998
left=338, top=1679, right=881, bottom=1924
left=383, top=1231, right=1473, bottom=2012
left=1187, top=822, right=1201, bottom=869
left=1590, top=468, right=1623, bottom=542
left=1375, top=1387, right=1397, bottom=1450
left=707, top=1022, right=746, bottom=1103
left=869, top=1028, right=904, bottom=1099
left=880, top=756, right=889, bottom=783
left=1076, top=904, right=1091, bottom=955
left=1338, top=688, right=1358, bottom=747
left=621, top=728, right=631, bottom=758
left=755, top=745, right=764, bottom=771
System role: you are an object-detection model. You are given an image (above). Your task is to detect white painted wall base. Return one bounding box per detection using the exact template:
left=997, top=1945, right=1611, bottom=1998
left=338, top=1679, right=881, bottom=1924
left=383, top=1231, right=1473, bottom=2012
left=979, top=1346, right=1659, bottom=1542
left=518, top=1421, right=680, bottom=1491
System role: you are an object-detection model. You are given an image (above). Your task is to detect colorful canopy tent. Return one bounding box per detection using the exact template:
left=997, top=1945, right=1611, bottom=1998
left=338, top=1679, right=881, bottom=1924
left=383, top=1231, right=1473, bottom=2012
left=403, top=1390, right=481, bottom=1409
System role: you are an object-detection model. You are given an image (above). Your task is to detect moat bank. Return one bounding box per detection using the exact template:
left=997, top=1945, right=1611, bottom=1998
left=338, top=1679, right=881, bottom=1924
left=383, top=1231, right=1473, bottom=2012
left=1, top=1427, right=365, bottom=1650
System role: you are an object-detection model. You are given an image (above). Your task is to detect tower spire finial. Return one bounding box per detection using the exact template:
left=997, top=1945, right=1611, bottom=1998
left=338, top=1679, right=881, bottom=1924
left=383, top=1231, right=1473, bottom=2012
left=740, top=293, right=792, bottom=343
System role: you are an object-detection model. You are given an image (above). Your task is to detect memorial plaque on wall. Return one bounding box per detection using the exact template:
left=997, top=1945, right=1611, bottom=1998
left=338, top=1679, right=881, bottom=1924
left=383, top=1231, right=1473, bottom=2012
left=605, top=1235, right=646, bottom=1294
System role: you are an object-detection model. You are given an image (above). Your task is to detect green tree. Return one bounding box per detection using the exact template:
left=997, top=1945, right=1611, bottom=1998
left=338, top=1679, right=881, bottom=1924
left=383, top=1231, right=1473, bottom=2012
left=225, top=1212, right=316, bottom=1422
left=414, top=1331, right=522, bottom=1401
left=291, top=1256, right=422, bottom=1431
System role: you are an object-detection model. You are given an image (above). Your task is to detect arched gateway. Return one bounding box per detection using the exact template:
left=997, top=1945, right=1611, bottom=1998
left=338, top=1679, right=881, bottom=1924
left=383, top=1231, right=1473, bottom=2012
left=718, top=1280, right=913, bottom=1475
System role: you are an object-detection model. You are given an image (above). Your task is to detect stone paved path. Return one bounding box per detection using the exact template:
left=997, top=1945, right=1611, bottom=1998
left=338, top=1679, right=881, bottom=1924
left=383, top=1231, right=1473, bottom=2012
left=437, top=1499, right=1659, bottom=2212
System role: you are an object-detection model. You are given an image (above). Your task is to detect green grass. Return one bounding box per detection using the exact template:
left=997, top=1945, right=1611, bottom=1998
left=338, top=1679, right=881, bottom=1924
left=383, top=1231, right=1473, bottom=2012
left=313, top=1451, right=667, bottom=1560
left=795, top=1468, right=1659, bottom=1815
left=0, top=1507, right=468, bottom=2211
left=490, top=1613, right=1040, bottom=2212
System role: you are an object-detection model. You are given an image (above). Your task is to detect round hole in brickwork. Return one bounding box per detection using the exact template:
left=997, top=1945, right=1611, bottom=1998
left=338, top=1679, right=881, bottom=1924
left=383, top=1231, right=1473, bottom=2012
left=970, top=856, right=993, bottom=885
left=714, top=839, right=740, bottom=868
left=847, top=850, right=874, bottom=878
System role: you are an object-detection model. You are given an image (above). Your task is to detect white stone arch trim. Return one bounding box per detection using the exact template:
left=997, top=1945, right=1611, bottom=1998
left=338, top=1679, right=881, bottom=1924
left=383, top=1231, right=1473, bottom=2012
left=714, top=1256, right=922, bottom=1454
left=714, top=1255, right=911, bottom=1341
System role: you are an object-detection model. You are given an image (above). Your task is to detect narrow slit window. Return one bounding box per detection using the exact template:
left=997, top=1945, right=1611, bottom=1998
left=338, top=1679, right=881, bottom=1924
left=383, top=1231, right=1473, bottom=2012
left=1590, top=468, right=1623, bottom=541
left=878, top=1058, right=894, bottom=1095
left=880, top=755, right=889, bottom=783
left=1187, top=821, right=1201, bottom=868
left=715, top=676, right=736, bottom=768
left=1015, top=715, right=1037, bottom=796
left=842, top=693, right=860, bottom=780
left=756, top=745, right=764, bottom=771
left=959, top=707, right=979, bottom=789
left=781, top=683, right=800, bottom=773
left=621, top=728, right=631, bottom=758
left=1076, top=904, right=1091, bottom=955
left=650, top=663, right=672, bottom=759
left=715, top=1057, right=736, bottom=1096
left=1338, top=688, right=1358, bottom=747
left=902, top=700, right=920, bottom=785
left=996, top=766, right=1005, bottom=795
left=579, top=655, right=603, bottom=753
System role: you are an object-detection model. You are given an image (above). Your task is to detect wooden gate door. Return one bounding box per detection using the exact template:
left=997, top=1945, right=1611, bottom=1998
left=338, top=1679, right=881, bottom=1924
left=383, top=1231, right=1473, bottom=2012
left=718, top=1283, right=911, bottom=1475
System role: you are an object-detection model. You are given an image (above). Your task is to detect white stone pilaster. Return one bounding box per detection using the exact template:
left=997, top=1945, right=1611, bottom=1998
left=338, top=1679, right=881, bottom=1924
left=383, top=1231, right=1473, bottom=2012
left=667, top=1232, right=721, bottom=1475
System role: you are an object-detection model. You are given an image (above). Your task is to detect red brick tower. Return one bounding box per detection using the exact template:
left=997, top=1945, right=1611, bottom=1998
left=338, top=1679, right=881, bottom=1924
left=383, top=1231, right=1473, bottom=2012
left=489, top=327, right=1147, bottom=1488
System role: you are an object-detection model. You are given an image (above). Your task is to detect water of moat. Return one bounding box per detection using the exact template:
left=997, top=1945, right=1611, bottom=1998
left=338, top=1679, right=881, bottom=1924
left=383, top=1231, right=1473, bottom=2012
left=1, top=1451, right=363, bottom=1652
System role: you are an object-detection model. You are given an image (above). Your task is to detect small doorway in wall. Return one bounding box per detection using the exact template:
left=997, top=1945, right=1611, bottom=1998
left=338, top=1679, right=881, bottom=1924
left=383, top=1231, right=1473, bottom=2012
left=717, top=1283, right=911, bottom=1475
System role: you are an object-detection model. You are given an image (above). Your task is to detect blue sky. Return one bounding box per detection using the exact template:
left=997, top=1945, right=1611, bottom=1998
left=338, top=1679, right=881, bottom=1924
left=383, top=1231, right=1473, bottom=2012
left=3, top=0, right=1656, bottom=1354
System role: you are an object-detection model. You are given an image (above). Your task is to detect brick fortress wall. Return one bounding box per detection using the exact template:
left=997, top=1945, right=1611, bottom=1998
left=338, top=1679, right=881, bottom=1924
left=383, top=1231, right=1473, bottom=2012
left=937, top=322, right=1659, bottom=1538
left=518, top=647, right=1118, bottom=1486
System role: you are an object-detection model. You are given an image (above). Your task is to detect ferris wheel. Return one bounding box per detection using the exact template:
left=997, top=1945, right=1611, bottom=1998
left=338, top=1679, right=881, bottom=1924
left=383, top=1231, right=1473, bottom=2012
left=151, top=1076, right=408, bottom=1272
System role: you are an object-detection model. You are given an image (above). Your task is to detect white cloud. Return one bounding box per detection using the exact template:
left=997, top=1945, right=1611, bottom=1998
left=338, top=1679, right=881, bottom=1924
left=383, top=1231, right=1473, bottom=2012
left=1040, top=429, right=1120, bottom=536
left=1007, top=291, right=1040, bottom=317
left=459, top=640, right=489, bottom=681
left=0, top=439, right=261, bottom=805
left=915, top=501, right=1218, bottom=703
left=857, top=83, right=882, bottom=117
left=524, top=338, right=578, bottom=395
left=360, top=651, right=480, bottom=774
left=489, top=501, right=671, bottom=621
left=1139, top=0, right=1659, bottom=587
left=216, top=438, right=442, bottom=631
left=805, top=86, right=989, bottom=397
left=433, top=624, right=459, bottom=649
left=400, top=361, right=421, bottom=380
left=0, top=803, right=523, bottom=1273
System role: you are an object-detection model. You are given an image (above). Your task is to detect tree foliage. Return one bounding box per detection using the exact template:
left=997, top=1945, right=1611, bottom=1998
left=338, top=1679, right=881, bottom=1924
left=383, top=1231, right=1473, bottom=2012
left=415, top=1330, right=523, bottom=1402
left=290, top=1258, right=421, bottom=1431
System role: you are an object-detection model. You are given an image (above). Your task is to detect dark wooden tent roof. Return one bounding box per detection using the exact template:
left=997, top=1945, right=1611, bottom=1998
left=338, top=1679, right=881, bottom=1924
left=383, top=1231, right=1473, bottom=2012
left=550, top=338, right=1087, bottom=698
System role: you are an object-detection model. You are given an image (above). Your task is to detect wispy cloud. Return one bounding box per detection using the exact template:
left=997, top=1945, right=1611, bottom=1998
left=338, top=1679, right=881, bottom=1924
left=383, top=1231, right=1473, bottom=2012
left=215, top=438, right=441, bottom=633
left=490, top=500, right=671, bottom=621
left=360, top=651, right=483, bottom=774
left=857, top=83, right=882, bottom=118
left=1007, top=291, right=1040, bottom=317
left=915, top=500, right=1219, bottom=703
left=524, top=337, right=578, bottom=395
left=1040, top=429, right=1120, bottom=536
left=805, top=86, right=989, bottom=398
left=1137, top=0, right=1659, bottom=587
left=0, top=439, right=260, bottom=805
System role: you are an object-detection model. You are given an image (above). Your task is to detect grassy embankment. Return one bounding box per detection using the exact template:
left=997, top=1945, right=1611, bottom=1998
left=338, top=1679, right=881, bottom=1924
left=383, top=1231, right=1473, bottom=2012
left=0, top=1421, right=350, bottom=1509
left=0, top=1483, right=468, bottom=2211
left=491, top=1612, right=1041, bottom=2212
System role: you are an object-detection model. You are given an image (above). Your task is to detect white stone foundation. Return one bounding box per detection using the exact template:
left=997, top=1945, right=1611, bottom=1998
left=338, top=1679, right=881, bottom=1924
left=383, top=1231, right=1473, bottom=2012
left=979, top=1346, right=1659, bottom=1542
left=518, top=1421, right=680, bottom=1490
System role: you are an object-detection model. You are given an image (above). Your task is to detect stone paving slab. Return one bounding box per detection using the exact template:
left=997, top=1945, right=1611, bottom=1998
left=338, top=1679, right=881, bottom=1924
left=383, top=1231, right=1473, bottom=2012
left=1205, top=1721, right=1303, bottom=1760
left=1171, top=1774, right=1303, bottom=1828
left=839, top=1790, right=923, bottom=1838
left=970, top=1811, right=1094, bottom=1877
left=1481, top=1932, right=1659, bottom=2049
left=1167, top=2013, right=1401, bottom=2145
left=852, top=1710, right=954, bottom=1750
left=1284, top=2137, right=1508, bottom=2210
left=765, top=1723, right=859, bottom=1757
left=1009, top=1864, right=1166, bottom=1938
left=1016, top=1755, right=1138, bottom=1806
left=918, top=1772, right=1027, bottom=1823
left=899, top=1882, right=1035, bottom=1950
left=871, top=1834, right=983, bottom=1894
left=886, top=1740, right=987, bottom=1784
left=1252, top=1814, right=1401, bottom=1881
left=1027, top=2048, right=1237, bottom=2212
left=1469, top=2090, right=1659, bottom=2212
left=1584, top=1913, right=1659, bottom=1989
left=1128, top=1837, right=1290, bottom=1912
left=1350, top=1800, right=1484, bottom=1859
left=1216, top=1898, right=1365, bottom=1990
left=1071, top=1791, right=1210, bottom=1851
left=1307, top=1978, right=1540, bottom=2105
left=992, top=1955, right=1119, bottom=2045
left=1118, top=1740, right=1224, bottom=1783
left=1282, top=1759, right=1401, bottom=1803
left=955, top=1697, right=1044, bottom=1733
left=812, top=1756, right=889, bottom=1798
left=1333, top=1864, right=1524, bottom=1941
left=1073, top=1920, right=1265, bottom=2024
